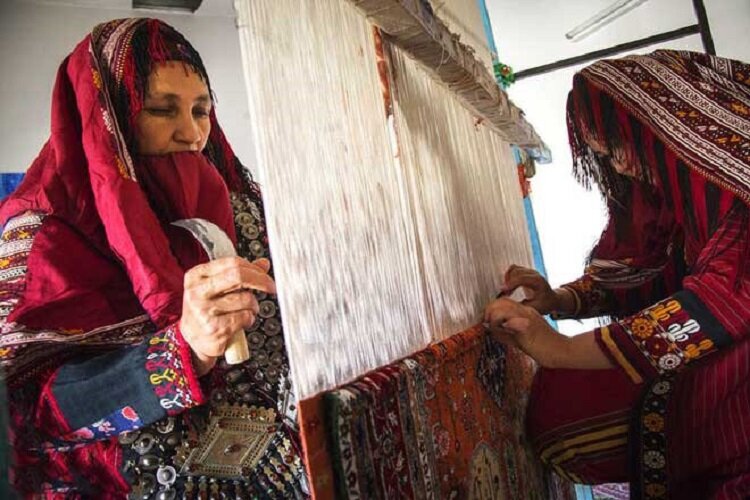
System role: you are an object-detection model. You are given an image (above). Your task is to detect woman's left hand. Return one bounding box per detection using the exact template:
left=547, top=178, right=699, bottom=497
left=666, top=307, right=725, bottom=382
left=484, top=297, right=569, bottom=368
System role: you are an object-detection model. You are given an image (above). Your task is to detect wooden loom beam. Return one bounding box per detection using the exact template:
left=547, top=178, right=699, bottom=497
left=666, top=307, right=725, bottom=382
left=346, top=0, right=546, bottom=150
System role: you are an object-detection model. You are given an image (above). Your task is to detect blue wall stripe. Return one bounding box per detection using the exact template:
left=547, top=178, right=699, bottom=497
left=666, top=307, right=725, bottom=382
left=478, top=4, right=592, bottom=498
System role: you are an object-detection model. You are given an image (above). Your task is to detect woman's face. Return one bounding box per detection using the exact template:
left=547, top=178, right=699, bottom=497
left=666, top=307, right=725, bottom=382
left=134, top=61, right=212, bottom=155
left=583, top=131, right=635, bottom=177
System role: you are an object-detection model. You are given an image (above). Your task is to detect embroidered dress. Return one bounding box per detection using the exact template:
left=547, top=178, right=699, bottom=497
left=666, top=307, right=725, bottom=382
left=0, top=19, right=306, bottom=498
left=529, top=50, right=750, bottom=499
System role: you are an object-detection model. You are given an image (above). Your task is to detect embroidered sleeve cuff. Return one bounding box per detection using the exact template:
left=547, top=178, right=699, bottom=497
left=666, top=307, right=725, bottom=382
left=46, top=323, right=205, bottom=444
left=553, top=275, right=613, bottom=319
left=594, top=290, right=732, bottom=383
left=145, top=323, right=206, bottom=416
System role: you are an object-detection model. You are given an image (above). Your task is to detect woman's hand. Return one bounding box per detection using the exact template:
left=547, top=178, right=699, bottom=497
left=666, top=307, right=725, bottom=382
left=484, top=297, right=569, bottom=368
left=502, top=265, right=572, bottom=316
left=483, top=297, right=613, bottom=370
left=180, top=257, right=275, bottom=376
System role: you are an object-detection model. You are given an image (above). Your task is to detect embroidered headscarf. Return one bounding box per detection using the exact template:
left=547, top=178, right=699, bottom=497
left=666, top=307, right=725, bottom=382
left=0, top=19, right=252, bottom=375
left=566, top=50, right=750, bottom=310
left=568, top=49, right=750, bottom=208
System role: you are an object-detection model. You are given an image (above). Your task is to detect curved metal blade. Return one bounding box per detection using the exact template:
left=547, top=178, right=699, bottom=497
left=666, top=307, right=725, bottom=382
left=171, top=218, right=237, bottom=260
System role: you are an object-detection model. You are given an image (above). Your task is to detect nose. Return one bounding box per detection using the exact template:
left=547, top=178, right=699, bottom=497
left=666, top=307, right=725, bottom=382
left=173, top=112, right=202, bottom=149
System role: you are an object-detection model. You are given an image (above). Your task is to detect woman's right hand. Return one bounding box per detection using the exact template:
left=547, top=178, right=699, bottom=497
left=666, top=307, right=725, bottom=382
left=502, top=265, right=563, bottom=316
left=179, top=257, right=276, bottom=376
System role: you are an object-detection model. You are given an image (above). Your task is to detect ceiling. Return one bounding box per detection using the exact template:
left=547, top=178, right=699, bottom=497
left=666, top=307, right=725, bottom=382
left=10, top=0, right=235, bottom=17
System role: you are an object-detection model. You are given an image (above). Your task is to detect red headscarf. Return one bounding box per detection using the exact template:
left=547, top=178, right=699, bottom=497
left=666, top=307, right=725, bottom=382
left=0, top=19, right=247, bottom=369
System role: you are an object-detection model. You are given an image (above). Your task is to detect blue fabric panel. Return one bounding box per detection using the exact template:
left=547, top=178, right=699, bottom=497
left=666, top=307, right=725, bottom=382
left=0, top=174, right=24, bottom=200
left=53, top=342, right=164, bottom=432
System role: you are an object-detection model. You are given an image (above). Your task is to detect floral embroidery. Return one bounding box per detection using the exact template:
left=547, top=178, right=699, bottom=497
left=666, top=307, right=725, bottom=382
left=644, top=450, right=665, bottom=469
left=635, top=375, right=673, bottom=500
left=631, top=318, right=655, bottom=339
left=645, top=483, right=667, bottom=497
left=93, top=419, right=115, bottom=434
left=651, top=381, right=670, bottom=395
left=60, top=405, right=143, bottom=442
left=643, top=413, right=664, bottom=432
left=122, top=406, right=138, bottom=421
left=145, top=326, right=198, bottom=416
left=620, top=294, right=718, bottom=375
left=657, top=353, right=681, bottom=370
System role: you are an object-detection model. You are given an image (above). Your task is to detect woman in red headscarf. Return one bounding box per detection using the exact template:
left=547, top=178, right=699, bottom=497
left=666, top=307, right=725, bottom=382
left=486, top=50, right=750, bottom=499
left=0, top=18, right=306, bottom=498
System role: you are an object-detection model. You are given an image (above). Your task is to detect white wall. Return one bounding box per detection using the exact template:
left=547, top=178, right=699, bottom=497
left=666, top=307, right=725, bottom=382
left=705, top=0, right=750, bottom=62
left=487, top=0, right=750, bottom=333
left=0, top=0, right=254, bottom=172
left=488, top=0, right=697, bottom=72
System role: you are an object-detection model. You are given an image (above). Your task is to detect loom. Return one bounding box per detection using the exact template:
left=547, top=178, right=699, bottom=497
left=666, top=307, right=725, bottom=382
left=235, top=0, right=575, bottom=497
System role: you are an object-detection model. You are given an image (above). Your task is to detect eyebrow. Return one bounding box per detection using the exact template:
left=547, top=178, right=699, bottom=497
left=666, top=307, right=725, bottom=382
left=145, top=92, right=212, bottom=104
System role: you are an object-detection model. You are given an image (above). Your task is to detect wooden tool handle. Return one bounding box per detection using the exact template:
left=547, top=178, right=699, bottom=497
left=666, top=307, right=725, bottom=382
left=224, top=330, right=250, bottom=365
